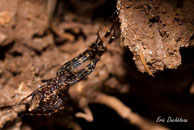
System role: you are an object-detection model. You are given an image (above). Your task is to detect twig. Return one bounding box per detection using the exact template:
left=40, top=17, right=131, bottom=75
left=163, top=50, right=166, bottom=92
left=71, top=79, right=168, bottom=129
left=75, top=106, right=93, bottom=122
left=93, top=93, right=169, bottom=130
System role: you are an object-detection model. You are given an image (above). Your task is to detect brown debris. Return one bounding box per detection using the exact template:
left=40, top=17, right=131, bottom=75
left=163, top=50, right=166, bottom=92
left=0, top=11, right=11, bottom=25
left=0, top=0, right=18, bottom=46
left=117, top=0, right=194, bottom=73
left=0, top=82, right=31, bottom=128
left=51, top=23, right=75, bottom=41
left=93, top=93, right=169, bottom=130
left=69, top=83, right=168, bottom=130
left=138, top=44, right=154, bottom=77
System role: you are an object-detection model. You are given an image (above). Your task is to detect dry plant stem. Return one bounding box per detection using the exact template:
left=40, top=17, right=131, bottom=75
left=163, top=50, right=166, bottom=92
left=75, top=106, right=93, bottom=122
left=93, top=93, right=169, bottom=130
left=138, top=44, right=154, bottom=77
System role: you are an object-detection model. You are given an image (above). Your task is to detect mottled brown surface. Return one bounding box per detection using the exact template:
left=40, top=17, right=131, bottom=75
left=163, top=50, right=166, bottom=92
left=118, top=0, right=194, bottom=73
left=0, top=0, right=124, bottom=129
left=0, top=0, right=194, bottom=130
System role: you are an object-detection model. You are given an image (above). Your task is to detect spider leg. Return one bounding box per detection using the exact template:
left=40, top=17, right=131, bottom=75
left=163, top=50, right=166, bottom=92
left=104, top=27, right=116, bottom=48
left=57, top=34, right=100, bottom=76
left=69, top=33, right=102, bottom=69
left=41, top=77, right=59, bottom=85
left=93, top=26, right=116, bottom=59
left=57, top=25, right=114, bottom=77
left=64, top=59, right=98, bottom=85
left=41, top=79, right=50, bottom=83
left=65, top=31, right=116, bottom=85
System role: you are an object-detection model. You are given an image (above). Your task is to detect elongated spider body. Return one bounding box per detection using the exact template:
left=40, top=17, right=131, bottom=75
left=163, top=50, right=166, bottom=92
left=0, top=11, right=119, bottom=116
left=28, top=85, right=67, bottom=115
left=20, top=77, right=69, bottom=115
left=27, top=27, right=116, bottom=115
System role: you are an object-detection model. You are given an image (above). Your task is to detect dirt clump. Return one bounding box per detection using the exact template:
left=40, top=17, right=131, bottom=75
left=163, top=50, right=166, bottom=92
left=118, top=0, right=194, bottom=74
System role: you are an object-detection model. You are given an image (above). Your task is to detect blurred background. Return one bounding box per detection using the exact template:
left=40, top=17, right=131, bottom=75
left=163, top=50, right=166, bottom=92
left=0, top=0, right=193, bottom=130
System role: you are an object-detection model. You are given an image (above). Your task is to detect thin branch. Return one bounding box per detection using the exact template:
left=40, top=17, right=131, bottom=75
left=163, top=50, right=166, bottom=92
left=93, top=93, right=169, bottom=130
left=75, top=106, right=93, bottom=122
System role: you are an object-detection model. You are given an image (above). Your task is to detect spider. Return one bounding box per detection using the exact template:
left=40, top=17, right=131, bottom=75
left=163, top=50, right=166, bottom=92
left=0, top=11, right=119, bottom=116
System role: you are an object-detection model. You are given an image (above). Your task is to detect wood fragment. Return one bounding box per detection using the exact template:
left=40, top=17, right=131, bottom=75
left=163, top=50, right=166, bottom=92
left=93, top=93, right=169, bottom=130
left=138, top=44, right=154, bottom=77
left=75, top=106, right=93, bottom=122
